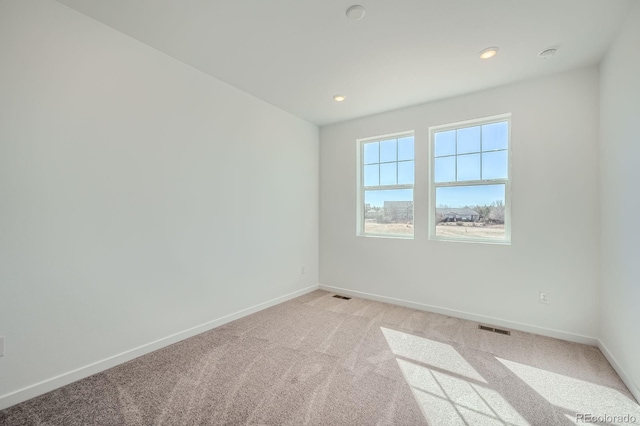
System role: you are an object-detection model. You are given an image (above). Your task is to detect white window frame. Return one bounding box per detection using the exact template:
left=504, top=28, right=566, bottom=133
left=357, top=130, right=415, bottom=239
left=428, top=114, right=512, bottom=244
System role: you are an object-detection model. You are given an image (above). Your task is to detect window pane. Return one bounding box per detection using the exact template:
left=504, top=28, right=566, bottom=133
left=380, top=162, right=397, bottom=185
left=364, top=164, right=379, bottom=187
left=457, top=126, right=481, bottom=154
left=363, top=142, right=379, bottom=164
left=434, top=131, right=455, bottom=157
left=482, top=150, right=508, bottom=180
left=457, top=153, right=480, bottom=181
left=435, top=184, right=505, bottom=240
left=398, top=136, right=414, bottom=161
left=380, top=139, right=397, bottom=162
left=364, top=189, right=413, bottom=236
left=482, top=121, right=508, bottom=151
left=435, top=156, right=456, bottom=183
left=398, top=161, right=414, bottom=185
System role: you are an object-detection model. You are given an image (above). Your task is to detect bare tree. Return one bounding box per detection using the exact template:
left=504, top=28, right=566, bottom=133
left=488, top=200, right=505, bottom=223
left=474, top=205, right=491, bottom=222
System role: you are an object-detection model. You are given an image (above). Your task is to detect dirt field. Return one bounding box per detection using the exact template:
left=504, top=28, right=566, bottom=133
left=435, top=222, right=505, bottom=240
left=364, top=222, right=413, bottom=235
left=363, top=221, right=505, bottom=239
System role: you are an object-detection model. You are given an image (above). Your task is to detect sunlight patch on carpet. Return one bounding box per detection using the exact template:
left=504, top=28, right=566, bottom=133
left=497, top=358, right=640, bottom=424
left=381, top=327, right=528, bottom=425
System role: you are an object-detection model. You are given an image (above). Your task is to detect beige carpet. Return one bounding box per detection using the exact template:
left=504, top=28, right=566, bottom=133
left=1, top=290, right=638, bottom=425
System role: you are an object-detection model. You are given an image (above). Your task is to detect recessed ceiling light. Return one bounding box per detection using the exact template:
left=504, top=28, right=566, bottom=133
left=539, top=48, right=557, bottom=59
left=333, top=94, right=346, bottom=102
left=346, top=5, right=366, bottom=20
left=479, top=47, right=499, bottom=60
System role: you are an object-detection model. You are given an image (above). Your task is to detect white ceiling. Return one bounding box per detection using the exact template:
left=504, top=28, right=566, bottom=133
left=56, top=0, right=632, bottom=126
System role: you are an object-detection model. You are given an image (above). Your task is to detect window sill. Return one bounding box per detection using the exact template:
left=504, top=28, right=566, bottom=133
left=429, top=236, right=511, bottom=245
left=358, top=233, right=414, bottom=240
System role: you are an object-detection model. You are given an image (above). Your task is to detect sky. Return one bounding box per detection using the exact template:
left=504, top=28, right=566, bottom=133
left=434, top=122, right=508, bottom=182
left=363, top=122, right=508, bottom=208
left=435, top=184, right=505, bottom=207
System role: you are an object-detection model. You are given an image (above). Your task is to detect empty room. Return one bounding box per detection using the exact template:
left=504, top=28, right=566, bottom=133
left=1, top=0, right=639, bottom=425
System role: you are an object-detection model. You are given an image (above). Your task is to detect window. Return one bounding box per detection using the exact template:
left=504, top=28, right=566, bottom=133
left=429, top=114, right=511, bottom=243
left=358, top=132, right=414, bottom=238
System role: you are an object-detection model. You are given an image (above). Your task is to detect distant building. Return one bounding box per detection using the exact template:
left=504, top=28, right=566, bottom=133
left=383, top=201, right=413, bottom=221
left=436, top=207, right=479, bottom=222
left=365, top=209, right=378, bottom=219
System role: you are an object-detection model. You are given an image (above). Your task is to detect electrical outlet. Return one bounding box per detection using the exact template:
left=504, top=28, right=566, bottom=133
left=539, top=292, right=550, bottom=304
left=0, top=336, right=4, bottom=357
left=300, top=266, right=306, bottom=275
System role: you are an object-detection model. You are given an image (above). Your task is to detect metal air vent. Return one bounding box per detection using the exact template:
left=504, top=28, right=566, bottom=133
left=478, top=325, right=511, bottom=336
left=332, top=295, right=351, bottom=300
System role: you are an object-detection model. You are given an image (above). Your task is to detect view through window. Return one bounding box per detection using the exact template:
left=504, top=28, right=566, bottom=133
left=430, top=115, right=511, bottom=243
left=360, top=133, right=414, bottom=237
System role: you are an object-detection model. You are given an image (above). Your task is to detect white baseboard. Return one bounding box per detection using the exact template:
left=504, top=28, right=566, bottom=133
left=0, top=284, right=320, bottom=411
left=598, top=340, right=640, bottom=404
left=319, top=284, right=599, bottom=346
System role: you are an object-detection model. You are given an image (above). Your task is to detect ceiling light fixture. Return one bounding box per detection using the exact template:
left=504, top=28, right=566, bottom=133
left=539, top=48, right=557, bottom=59
left=346, top=5, right=366, bottom=20
left=479, top=47, right=499, bottom=59
left=333, top=94, right=346, bottom=102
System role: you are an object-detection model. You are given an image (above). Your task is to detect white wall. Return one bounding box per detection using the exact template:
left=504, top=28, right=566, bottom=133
left=0, top=0, right=318, bottom=408
left=320, top=67, right=601, bottom=342
left=599, top=2, right=640, bottom=401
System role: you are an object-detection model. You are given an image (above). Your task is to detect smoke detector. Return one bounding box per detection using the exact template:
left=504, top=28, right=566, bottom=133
left=346, top=5, right=366, bottom=20
left=539, top=48, right=557, bottom=59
